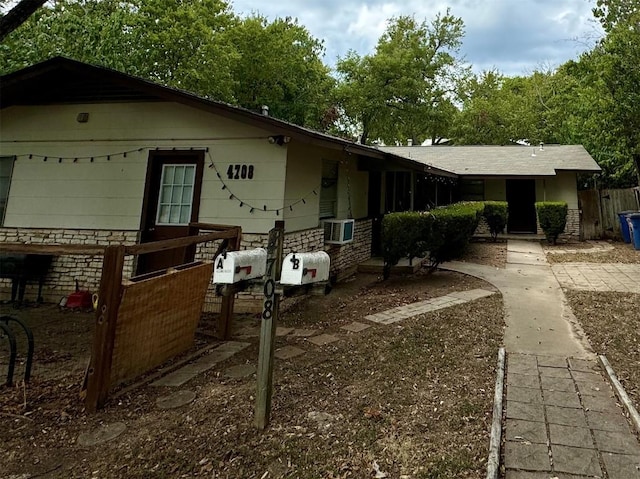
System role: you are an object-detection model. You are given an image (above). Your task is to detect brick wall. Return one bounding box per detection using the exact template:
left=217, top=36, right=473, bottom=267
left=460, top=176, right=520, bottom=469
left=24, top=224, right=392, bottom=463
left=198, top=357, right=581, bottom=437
left=0, top=228, right=138, bottom=302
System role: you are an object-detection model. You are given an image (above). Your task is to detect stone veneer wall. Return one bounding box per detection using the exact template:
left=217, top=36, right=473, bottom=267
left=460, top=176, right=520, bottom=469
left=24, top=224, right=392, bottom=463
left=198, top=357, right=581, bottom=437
left=0, top=228, right=138, bottom=303
left=324, top=219, right=372, bottom=281
left=1, top=221, right=373, bottom=311
left=473, top=209, right=581, bottom=241
left=536, top=208, right=580, bottom=241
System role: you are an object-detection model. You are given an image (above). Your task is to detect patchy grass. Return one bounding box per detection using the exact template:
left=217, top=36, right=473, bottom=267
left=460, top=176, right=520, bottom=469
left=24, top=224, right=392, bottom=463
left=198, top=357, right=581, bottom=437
left=1, top=272, right=504, bottom=478
left=566, top=291, right=640, bottom=411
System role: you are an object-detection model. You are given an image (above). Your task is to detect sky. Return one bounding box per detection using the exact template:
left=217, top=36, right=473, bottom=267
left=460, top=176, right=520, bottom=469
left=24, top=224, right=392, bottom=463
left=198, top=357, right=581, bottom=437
left=230, top=0, right=603, bottom=76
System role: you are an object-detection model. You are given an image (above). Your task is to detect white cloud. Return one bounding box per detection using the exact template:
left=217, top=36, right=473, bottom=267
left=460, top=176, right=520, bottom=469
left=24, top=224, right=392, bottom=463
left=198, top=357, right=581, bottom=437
left=231, top=0, right=603, bottom=76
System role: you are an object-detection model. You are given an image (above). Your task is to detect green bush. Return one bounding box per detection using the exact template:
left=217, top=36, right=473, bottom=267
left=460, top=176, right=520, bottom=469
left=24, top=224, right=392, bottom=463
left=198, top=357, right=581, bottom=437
left=381, top=211, right=432, bottom=279
left=427, top=202, right=484, bottom=267
left=535, top=201, right=568, bottom=244
left=483, top=201, right=508, bottom=241
left=381, top=202, right=483, bottom=278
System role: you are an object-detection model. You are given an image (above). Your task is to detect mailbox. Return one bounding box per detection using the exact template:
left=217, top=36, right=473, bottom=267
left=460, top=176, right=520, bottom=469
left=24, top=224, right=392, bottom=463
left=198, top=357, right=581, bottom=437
left=213, top=248, right=267, bottom=284
left=280, top=252, right=330, bottom=285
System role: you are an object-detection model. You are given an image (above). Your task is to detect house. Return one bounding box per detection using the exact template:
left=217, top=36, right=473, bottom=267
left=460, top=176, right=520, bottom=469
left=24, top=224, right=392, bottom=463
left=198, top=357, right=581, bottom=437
left=0, top=57, right=455, bottom=305
left=379, top=144, right=602, bottom=239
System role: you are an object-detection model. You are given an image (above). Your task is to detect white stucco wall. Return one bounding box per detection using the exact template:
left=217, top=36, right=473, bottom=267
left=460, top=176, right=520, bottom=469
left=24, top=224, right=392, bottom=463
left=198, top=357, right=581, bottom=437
left=0, top=102, right=288, bottom=234
left=537, top=172, right=579, bottom=209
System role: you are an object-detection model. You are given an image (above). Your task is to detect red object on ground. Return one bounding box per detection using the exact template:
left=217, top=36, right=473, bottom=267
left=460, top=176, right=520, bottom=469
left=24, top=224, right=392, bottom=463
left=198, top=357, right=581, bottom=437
left=66, top=280, right=93, bottom=309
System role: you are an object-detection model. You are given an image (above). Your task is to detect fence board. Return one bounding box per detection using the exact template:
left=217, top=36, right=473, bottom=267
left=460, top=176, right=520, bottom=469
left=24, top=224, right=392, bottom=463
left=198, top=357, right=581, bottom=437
left=579, top=188, right=639, bottom=240
left=579, top=189, right=601, bottom=240
left=109, top=261, right=213, bottom=386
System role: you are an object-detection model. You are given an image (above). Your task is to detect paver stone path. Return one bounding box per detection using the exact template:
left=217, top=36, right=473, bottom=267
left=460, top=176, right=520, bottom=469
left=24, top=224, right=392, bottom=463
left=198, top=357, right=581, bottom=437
left=444, top=240, right=640, bottom=478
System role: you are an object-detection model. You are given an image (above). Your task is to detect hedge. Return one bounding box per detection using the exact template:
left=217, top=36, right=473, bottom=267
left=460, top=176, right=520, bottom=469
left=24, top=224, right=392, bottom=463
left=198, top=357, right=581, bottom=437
left=483, top=201, right=508, bottom=241
left=381, top=211, right=432, bottom=279
left=535, top=201, right=568, bottom=244
left=381, top=202, right=484, bottom=278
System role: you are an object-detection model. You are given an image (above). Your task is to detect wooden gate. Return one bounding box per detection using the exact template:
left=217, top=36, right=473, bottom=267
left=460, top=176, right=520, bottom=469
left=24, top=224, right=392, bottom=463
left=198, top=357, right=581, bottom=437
left=579, top=188, right=640, bottom=240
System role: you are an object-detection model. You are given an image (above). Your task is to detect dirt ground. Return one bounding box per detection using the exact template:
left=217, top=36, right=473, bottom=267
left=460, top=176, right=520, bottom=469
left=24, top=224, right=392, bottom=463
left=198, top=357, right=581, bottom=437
left=566, top=291, right=640, bottom=412
left=459, top=241, right=507, bottom=268
left=544, top=241, right=640, bottom=263
left=1, top=269, right=504, bottom=479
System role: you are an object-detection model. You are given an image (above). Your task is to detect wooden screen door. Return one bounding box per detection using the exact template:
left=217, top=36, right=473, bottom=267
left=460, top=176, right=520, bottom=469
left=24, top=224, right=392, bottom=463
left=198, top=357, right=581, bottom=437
left=137, top=150, right=205, bottom=274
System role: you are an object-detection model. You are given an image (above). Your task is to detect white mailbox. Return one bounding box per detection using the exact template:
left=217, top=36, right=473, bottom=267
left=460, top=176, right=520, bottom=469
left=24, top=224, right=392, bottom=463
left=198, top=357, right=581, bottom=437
left=280, top=252, right=330, bottom=285
left=213, top=248, right=267, bottom=284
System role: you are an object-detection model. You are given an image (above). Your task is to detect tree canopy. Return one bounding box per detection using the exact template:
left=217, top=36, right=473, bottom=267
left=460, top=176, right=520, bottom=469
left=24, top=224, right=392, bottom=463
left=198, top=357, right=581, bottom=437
left=334, top=10, right=468, bottom=145
left=0, top=0, right=333, bottom=129
left=1, top=0, right=639, bottom=186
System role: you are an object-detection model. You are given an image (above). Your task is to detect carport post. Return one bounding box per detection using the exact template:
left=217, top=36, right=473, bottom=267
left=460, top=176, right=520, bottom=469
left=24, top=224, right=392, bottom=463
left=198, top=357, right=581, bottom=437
left=85, top=245, right=125, bottom=412
left=255, top=220, right=284, bottom=430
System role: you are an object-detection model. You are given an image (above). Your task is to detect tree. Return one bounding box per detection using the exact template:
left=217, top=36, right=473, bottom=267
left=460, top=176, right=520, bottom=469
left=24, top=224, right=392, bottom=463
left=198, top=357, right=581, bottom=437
left=335, top=10, right=468, bottom=145
left=0, top=0, right=47, bottom=41
left=225, top=15, right=335, bottom=128
left=0, top=1, right=336, bottom=128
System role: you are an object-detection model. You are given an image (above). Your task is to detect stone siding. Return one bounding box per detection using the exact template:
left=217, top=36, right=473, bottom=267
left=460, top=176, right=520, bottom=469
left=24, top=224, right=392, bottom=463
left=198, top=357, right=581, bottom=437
left=0, top=228, right=138, bottom=302
left=537, top=208, right=581, bottom=241
left=324, top=219, right=372, bottom=281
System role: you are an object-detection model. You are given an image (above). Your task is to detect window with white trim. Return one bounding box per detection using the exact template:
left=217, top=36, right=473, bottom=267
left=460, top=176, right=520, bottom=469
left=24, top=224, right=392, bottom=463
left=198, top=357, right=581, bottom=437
left=156, top=164, right=196, bottom=225
left=0, top=156, right=15, bottom=225
left=319, top=159, right=338, bottom=219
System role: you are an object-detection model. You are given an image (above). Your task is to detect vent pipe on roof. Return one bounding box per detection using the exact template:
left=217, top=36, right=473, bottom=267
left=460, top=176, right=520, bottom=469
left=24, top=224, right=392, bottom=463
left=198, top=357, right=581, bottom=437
left=261, top=105, right=269, bottom=116
left=407, top=138, right=413, bottom=146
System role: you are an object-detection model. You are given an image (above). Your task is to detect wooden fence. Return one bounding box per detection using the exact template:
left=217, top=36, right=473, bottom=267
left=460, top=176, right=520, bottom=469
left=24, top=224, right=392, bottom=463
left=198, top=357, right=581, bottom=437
left=1, top=223, right=242, bottom=412
left=579, top=188, right=640, bottom=240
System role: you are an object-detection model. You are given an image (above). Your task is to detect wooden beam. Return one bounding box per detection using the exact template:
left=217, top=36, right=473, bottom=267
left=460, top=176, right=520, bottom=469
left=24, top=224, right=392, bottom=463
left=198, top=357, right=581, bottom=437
left=189, top=223, right=242, bottom=232
left=0, top=243, right=106, bottom=255
left=255, top=221, right=284, bottom=430
left=124, top=229, right=238, bottom=255
left=85, top=245, right=125, bottom=412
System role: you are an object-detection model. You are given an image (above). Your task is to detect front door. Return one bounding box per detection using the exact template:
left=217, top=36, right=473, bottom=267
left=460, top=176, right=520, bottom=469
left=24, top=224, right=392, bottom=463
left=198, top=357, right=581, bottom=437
left=368, top=171, right=383, bottom=255
left=137, top=150, right=204, bottom=274
left=506, top=179, right=537, bottom=233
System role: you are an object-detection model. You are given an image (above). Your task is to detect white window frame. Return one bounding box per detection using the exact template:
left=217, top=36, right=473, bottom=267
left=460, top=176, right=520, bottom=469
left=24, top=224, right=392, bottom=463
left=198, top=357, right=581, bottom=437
left=155, top=163, right=197, bottom=226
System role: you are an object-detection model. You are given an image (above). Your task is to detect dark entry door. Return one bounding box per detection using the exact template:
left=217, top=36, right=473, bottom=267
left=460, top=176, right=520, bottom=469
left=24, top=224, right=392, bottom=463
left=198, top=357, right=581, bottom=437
left=368, top=171, right=383, bottom=255
left=506, top=179, right=537, bottom=233
left=137, top=150, right=205, bottom=274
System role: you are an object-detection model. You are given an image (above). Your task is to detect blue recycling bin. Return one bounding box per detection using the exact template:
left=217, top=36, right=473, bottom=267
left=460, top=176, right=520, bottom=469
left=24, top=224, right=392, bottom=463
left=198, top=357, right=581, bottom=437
left=627, top=213, right=640, bottom=250
left=618, top=211, right=637, bottom=243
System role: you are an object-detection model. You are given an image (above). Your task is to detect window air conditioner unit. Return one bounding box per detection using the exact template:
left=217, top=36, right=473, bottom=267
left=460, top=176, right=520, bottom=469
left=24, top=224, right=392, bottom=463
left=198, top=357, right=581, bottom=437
left=323, top=219, right=355, bottom=245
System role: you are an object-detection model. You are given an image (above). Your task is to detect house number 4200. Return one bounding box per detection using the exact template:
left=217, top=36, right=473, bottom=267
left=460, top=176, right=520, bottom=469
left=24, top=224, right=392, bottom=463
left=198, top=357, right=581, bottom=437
left=226, top=164, right=254, bottom=180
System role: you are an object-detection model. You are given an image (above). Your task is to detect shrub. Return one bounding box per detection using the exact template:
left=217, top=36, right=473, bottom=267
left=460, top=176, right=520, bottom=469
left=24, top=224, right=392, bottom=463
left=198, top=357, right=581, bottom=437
left=535, top=201, right=568, bottom=244
left=381, top=202, right=484, bottom=278
left=483, top=201, right=508, bottom=241
left=427, top=202, right=484, bottom=268
left=381, top=212, right=432, bottom=279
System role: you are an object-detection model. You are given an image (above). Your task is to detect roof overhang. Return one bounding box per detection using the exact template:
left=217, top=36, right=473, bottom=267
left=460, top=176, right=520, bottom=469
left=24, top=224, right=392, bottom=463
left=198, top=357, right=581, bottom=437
left=1, top=57, right=459, bottom=178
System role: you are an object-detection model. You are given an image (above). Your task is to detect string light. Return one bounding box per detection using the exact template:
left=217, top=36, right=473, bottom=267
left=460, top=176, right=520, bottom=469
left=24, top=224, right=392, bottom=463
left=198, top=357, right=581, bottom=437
left=19, top=147, right=456, bottom=214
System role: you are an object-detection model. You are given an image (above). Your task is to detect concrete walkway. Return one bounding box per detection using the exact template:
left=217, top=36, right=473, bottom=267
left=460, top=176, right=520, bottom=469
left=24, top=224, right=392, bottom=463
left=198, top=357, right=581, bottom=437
left=443, top=240, right=640, bottom=478
left=444, top=240, right=591, bottom=358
